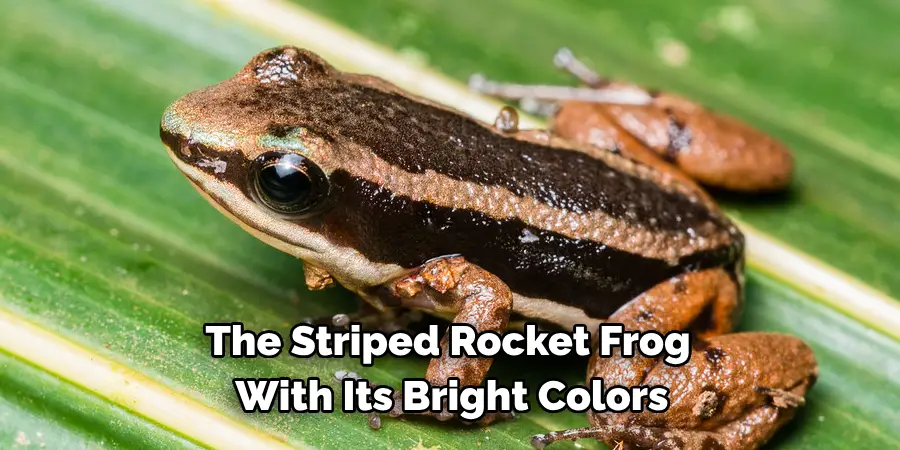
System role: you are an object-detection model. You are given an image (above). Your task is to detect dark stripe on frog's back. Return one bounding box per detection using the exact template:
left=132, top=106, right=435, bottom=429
left=323, top=171, right=742, bottom=319
left=255, top=81, right=726, bottom=233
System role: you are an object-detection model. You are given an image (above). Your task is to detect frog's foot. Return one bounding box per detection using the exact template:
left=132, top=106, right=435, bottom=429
left=381, top=391, right=516, bottom=426
left=531, top=425, right=729, bottom=450
left=542, top=269, right=818, bottom=450
left=303, top=262, right=336, bottom=290
left=551, top=48, right=605, bottom=87
left=468, top=48, right=651, bottom=112
left=305, top=304, right=421, bottom=332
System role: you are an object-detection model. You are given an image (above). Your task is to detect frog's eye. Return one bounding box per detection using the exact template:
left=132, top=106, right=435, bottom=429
left=252, top=152, right=329, bottom=215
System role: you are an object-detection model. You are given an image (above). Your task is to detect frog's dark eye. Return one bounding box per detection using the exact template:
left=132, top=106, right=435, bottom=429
left=253, top=153, right=329, bottom=215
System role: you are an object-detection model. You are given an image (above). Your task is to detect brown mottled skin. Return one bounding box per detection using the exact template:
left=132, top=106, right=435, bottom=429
left=561, top=269, right=816, bottom=449
left=159, top=46, right=816, bottom=450
left=477, top=54, right=795, bottom=192
left=554, top=89, right=795, bottom=192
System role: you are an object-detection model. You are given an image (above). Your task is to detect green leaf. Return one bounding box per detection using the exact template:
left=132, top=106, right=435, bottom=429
left=0, top=352, right=203, bottom=450
left=0, top=0, right=897, bottom=448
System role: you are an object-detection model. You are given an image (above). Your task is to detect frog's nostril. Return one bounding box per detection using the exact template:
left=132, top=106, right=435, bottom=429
left=180, top=138, right=193, bottom=158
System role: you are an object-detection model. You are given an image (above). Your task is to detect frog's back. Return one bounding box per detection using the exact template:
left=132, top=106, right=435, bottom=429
left=247, top=77, right=743, bottom=319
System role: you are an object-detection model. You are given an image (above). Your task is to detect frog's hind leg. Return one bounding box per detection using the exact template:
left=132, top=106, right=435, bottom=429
left=472, top=48, right=794, bottom=192
left=604, top=268, right=742, bottom=339
left=532, top=394, right=808, bottom=450
left=531, top=268, right=817, bottom=449
left=552, top=48, right=795, bottom=192
left=533, top=335, right=817, bottom=450
left=531, top=424, right=740, bottom=450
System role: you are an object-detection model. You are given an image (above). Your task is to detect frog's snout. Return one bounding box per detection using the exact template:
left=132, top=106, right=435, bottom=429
left=159, top=104, right=185, bottom=157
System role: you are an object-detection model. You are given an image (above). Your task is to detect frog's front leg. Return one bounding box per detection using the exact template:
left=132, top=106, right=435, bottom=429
left=302, top=262, right=422, bottom=332
left=381, top=255, right=516, bottom=425
left=532, top=268, right=818, bottom=450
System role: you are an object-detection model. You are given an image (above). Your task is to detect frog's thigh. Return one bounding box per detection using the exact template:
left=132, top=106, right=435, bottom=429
left=646, top=332, right=816, bottom=450
left=587, top=268, right=740, bottom=401
left=553, top=99, right=793, bottom=192
left=531, top=270, right=815, bottom=449
left=610, top=267, right=741, bottom=338
left=388, top=256, right=512, bottom=387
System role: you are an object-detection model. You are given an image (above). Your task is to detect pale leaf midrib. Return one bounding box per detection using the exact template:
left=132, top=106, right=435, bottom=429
left=0, top=306, right=304, bottom=450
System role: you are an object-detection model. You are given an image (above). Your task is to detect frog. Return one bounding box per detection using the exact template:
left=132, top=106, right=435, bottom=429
left=159, top=46, right=818, bottom=450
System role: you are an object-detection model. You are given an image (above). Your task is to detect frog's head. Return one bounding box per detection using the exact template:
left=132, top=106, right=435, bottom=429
left=159, top=46, right=403, bottom=290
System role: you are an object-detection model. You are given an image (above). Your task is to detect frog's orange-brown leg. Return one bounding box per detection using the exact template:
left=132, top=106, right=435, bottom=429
left=380, top=256, right=516, bottom=424
left=471, top=49, right=794, bottom=192
left=532, top=268, right=818, bottom=449
left=534, top=334, right=816, bottom=450
left=598, top=92, right=795, bottom=192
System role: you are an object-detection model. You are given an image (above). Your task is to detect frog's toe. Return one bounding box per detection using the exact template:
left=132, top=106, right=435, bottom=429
left=530, top=424, right=729, bottom=450
left=381, top=390, right=514, bottom=425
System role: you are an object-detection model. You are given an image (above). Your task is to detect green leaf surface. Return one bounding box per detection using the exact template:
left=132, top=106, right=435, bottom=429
left=0, top=0, right=897, bottom=449
left=0, top=352, right=202, bottom=450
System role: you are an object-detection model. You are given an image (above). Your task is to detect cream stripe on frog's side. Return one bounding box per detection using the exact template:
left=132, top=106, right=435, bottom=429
left=166, top=145, right=603, bottom=327
left=171, top=147, right=603, bottom=327
left=334, top=139, right=733, bottom=264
